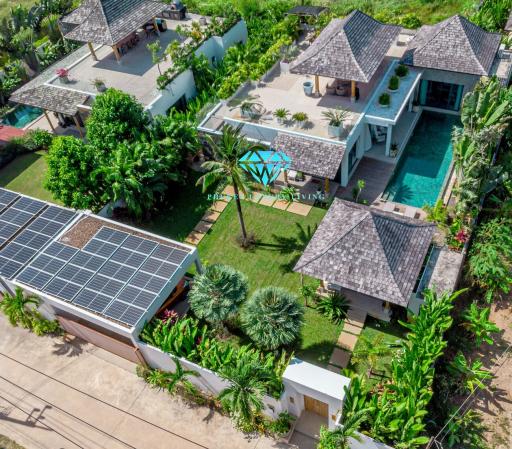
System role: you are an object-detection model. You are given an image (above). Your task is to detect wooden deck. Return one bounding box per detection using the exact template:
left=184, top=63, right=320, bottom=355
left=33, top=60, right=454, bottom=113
left=336, top=157, right=395, bottom=205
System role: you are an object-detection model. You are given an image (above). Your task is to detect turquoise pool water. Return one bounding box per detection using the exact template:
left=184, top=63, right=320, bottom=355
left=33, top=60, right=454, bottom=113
left=384, top=111, right=459, bottom=208
left=1, top=105, right=43, bottom=128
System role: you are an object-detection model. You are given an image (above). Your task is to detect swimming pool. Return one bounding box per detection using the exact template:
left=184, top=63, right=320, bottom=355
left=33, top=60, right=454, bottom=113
left=384, top=111, right=459, bottom=208
left=1, top=105, right=43, bottom=128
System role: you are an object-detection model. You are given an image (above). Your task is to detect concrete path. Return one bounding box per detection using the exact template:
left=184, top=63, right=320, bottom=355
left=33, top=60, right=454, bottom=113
left=0, top=315, right=293, bottom=449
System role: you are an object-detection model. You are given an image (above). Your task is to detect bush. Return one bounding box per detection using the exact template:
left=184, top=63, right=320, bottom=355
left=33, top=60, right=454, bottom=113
left=388, top=75, right=399, bottom=91
left=315, top=291, right=349, bottom=324
left=242, top=286, right=304, bottom=350
left=399, top=13, right=422, bottom=29
left=0, top=129, right=53, bottom=169
left=395, top=64, right=409, bottom=78
left=378, top=92, right=390, bottom=106
left=188, top=264, right=248, bottom=325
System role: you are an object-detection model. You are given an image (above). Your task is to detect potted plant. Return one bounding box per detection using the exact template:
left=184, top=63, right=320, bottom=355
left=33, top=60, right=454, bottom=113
left=379, top=93, right=391, bottom=108
left=280, top=45, right=298, bottom=74
left=292, top=112, right=308, bottom=128
left=390, top=142, right=399, bottom=157
left=273, top=108, right=290, bottom=124
left=56, top=68, right=69, bottom=84
left=91, top=78, right=106, bottom=92
left=303, top=81, right=313, bottom=96
left=388, top=75, right=399, bottom=93
left=240, top=99, right=263, bottom=119
left=395, top=63, right=409, bottom=78
left=321, top=107, right=349, bottom=138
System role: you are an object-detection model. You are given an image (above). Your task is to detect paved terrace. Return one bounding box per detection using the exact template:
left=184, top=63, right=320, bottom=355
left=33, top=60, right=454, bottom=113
left=48, top=15, right=206, bottom=105
left=213, top=57, right=393, bottom=142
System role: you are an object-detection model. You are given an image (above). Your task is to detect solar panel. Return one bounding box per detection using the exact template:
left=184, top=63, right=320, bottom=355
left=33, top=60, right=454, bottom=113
left=44, top=277, right=82, bottom=302
left=44, top=242, right=78, bottom=261
left=68, top=252, right=105, bottom=272
left=83, top=239, right=119, bottom=258
left=98, top=260, right=136, bottom=282
left=110, top=247, right=147, bottom=268
left=118, top=285, right=156, bottom=309
left=140, top=257, right=178, bottom=279
left=16, top=266, right=53, bottom=289
left=11, top=197, right=46, bottom=215
left=123, top=235, right=158, bottom=254
left=128, top=271, right=167, bottom=293
left=104, top=300, right=145, bottom=326
left=95, top=228, right=130, bottom=245
left=87, top=274, right=125, bottom=297
left=0, top=189, right=19, bottom=211
left=39, top=206, right=76, bottom=224
left=30, top=254, right=67, bottom=275
left=73, top=289, right=113, bottom=313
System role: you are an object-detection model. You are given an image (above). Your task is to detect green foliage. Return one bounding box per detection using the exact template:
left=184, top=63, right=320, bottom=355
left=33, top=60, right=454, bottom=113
left=388, top=75, right=399, bottom=91
left=470, top=0, right=512, bottom=32
left=321, top=107, right=349, bottom=126
left=242, top=286, right=304, bottom=351
left=264, top=411, right=294, bottom=436
left=346, top=289, right=462, bottom=448
left=423, top=199, right=449, bottom=226
left=379, top=92, right=390, bottom=106
left=140, top=316, right=289, bottom=397
left=280, top=186, right=298, bottom=204
left=317, top=409, right=368, bottom=449
left=86, top=88, right=147, bottom=149
left=398, top=14, right=422, bottom=29
left=45, top=136, right=103, bottom=210
left=0, top=129, right=53, bottom=169
left=447, top=352, right=492, bottom=393
left=351, top=334, right=393, bottom=376
left=395, top=64, right=409, bottom=78
left=188, top=263, right=248, bottom=325
left=443, top=408, right=488, bottom=449
left=0, top=286, right=60, bottom=335
left=461, top=302, right=499, bottom=345
left=218, top=358, right=268, bottom=428
left=315, top=291, right=349, bottom=325
left=469, top=217, right=512, bottom=301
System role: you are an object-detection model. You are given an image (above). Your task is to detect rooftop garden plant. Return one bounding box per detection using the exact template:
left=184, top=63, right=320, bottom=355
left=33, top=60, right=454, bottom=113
left=273, top=107, right=290, bottom=124
left=91, top=77, right=106, bottom=92
left=321, top=107, right=349, bottom=127
left=388, top=75, right=399, bottom=91
left=395, top=64, right=409, bottom=78
left=378, top=92, right=390, bottom=107
left=291, top=111, right=308, bottom=126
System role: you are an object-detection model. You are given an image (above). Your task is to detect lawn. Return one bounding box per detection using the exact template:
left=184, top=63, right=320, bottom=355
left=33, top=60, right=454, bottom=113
left=350, top=317, right=407, bottom=384
left=0, top=0, right=36, bottom=20
left=0, top=151, right=59, bottom=204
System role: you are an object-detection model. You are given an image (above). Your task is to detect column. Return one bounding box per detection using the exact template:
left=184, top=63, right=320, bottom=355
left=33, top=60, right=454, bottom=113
left=112, top=45, right=121, bottom=62
left=194, top=257, right=204, bottom=274
left=153, top=17, right=161, bottom=36
left=72, top=115, right=84, bottom=138
left=324, top=177, right=330, bottom=196
left=283, top=169, right=289, bottom=185
left=351, top=80, right=357, bottom=102
left=385, top=124, right=393, bottom=157
left=314, top=75, right=320, bottom=96
left=87, top=42, right=98, bottom=61
left=43, top=110, right=56, bottom=132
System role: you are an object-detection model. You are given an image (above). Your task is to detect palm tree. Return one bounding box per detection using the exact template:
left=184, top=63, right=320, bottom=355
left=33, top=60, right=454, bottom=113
left=197, top=124, right=254, bottom=244
left=218, top=360, right=268, bottom=426
left=167, top=357, right=199, bottom=397
left=351, top=334, right=393, bottom=377
left=318, top=409, right=368, bottom=449
left=0, top=287, right=39, bottom=328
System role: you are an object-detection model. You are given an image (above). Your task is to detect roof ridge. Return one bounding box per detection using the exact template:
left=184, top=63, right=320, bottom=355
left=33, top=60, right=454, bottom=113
left=294, top=207, right=369, bottom=271
left=457, top=14, right=489, bottom=74
left=413, top=15, right=454, bottom=59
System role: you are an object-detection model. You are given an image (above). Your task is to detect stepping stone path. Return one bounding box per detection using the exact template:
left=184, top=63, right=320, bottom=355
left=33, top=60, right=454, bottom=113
left=185, top=187, right=233, bottom=245
left=273, top=199, right=289, bottom=210
left=327, top=306, right=368, bottom=370
left=259, top=195, right=276, bottom=207
left=287, top=201, right=313, bottom=216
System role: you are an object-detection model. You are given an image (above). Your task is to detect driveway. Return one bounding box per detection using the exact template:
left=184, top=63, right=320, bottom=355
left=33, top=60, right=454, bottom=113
left=0, top=315, right=293, bottom=449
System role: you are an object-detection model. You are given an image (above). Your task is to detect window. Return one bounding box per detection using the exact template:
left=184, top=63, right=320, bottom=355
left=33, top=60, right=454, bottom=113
left=348, top=141, right=358, bottom=173
left=419, top=80, right=464, bottom=111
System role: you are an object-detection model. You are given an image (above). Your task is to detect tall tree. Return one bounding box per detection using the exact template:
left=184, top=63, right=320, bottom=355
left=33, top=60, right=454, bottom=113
left=197, top=124, right=254, bottom=244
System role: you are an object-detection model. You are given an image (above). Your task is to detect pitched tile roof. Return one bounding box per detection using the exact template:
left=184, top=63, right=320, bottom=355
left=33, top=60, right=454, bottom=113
left=62, top=0, right=166, bottom=46
left=272, top=133, right=345, bottom=180
left=402, top=15, right=501, bottom=76
left=290, top=10, right=400, bottom=83
left=294, top=199, right=436, bottom=306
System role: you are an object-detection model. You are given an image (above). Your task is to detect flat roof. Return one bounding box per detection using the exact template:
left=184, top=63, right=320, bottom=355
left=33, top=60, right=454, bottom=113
left=0, top=188, right=197, bottom=330
left=286, top=6, right=328, bottom=17
left=283, top=358, right=350, bottom=401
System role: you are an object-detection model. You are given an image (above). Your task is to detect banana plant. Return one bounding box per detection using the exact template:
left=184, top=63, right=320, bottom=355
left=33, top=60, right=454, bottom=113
left=461, top=302, right=500, bottom=346
left=447, top=352, right=492, bottom=393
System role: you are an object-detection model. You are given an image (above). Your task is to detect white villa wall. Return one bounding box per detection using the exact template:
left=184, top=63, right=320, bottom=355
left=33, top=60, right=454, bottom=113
left=340, top=122, right=372, bottom=187
left=137, top=342, right=285, bottom=419
left=146, top=69, right=197, bottom=118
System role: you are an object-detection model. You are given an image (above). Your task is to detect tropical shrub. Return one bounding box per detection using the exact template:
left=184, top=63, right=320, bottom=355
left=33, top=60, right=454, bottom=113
left=345, top=289, right=463, bottom=448
left=443, top=408, right=487, bottom=449
left=461, top=302, right=500, bottom=346
left=241, top=286, right=304, bottom=351
left=188, top=264, right=248, bottom=325
left=470, top=0, right=512, bottom=32
left=317, top=409, right=368, bottom=449
left=315, top=291, right=349, bottom=324
left=447, top=352, right=492, bottom=393
left=468, top=217, right=512, bottom=302
left=378, top=92, right=390, bottom=106
left=388, top=75, right=399, bottom=91
left=140, top=316, right=289, bottom=397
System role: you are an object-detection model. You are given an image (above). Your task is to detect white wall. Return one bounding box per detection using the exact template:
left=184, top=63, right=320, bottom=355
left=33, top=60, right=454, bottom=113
left=137, top=342, right=284, bottom=419
left=146, top=69, right=197, bottom=118
left=340, top=122, right=372, bottom=187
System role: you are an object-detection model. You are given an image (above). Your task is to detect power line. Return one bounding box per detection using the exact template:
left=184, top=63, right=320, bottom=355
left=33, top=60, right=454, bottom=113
left=0, top=375, right=137, bottom=449
left=0, top=351, right=209, bottom=449
left=0, top=393, right=85, bottom=449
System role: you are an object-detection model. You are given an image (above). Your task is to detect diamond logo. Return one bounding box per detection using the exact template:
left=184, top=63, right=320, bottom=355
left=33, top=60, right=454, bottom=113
left=239, top=149, right=291, bottom=185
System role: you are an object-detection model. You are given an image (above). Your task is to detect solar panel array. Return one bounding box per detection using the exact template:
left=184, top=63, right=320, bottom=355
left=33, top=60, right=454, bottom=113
left=0, top=189, right=77, bottom=278
left=17, top=226, right=191, bottom=327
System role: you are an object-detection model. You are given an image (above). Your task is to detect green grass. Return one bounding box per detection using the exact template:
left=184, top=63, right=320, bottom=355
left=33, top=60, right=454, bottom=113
left=0, top=0, right=37, bottom=20
left=0, top=151, right=59, bottom=203
left=350, top=317, right=407, bottom=384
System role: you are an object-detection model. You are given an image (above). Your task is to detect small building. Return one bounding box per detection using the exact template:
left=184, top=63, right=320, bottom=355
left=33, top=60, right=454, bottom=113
left=0, top=187, right=201, bottom=364
left=294, top=199, right=436, bottom=318
left=9, top=0, right=247, bottom=134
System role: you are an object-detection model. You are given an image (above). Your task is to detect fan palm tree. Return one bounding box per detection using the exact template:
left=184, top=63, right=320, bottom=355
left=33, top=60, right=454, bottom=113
left=197, top=124, right=255, bottom=244
left=318, top=409, right=368, bottom=449
left=0, top=287, right=39, bottom=328
left=218, top=360, right=268, bottom=426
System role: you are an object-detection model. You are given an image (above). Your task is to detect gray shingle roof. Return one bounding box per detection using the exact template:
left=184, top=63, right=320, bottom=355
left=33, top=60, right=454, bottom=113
left=294, top=199, right=436, bottom=306
left=9, top=85, right=89, bottom=116
left=286, top=6, right=328, bottom=17
left=402, top=15, right=501, bottom=76
left=272, top=133, right=345, bottom=180
left=62, top=0, right=166, bottom=46
left=290, top=10, right=400, bottom=82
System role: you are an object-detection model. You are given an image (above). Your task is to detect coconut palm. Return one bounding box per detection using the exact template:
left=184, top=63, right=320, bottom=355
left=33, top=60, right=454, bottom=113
left=41, top=13, right=61, bottom=43
left=0, top=287, right=39, bottom=328
left=318, top=409, right=368, bottom=449
left=461, top=302, right=500, bottom=346
left=188, top=264, right=248, bottom=326
left=197, top=124, right=255, bottom=244
left=218, top=359, right=268, bottom=426
left=241, top=286, right=304, bottom=351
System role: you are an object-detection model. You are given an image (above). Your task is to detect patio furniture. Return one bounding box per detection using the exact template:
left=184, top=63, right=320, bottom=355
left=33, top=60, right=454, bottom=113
left=325, top=82, right=336, bottom=95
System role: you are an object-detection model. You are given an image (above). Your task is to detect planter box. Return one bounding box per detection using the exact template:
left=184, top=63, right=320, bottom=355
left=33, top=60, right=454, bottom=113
left=327, top=124, right=342, bottom=138
left=280, top=61, right=290, bottom=74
